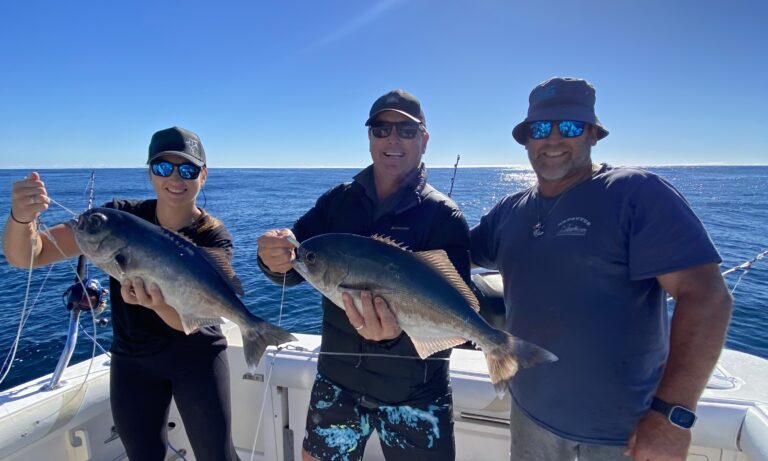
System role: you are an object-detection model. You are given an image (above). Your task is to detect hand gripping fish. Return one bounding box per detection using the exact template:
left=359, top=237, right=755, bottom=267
left=292, top=233, right=558, bottom=393
left=71, top=208, right=296, bottom=372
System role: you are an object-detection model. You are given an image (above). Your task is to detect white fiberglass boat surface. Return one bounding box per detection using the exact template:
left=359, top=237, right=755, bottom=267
left=0, top=319, right=766, bottom=461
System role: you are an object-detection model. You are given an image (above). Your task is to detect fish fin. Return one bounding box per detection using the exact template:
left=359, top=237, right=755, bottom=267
left=200, top=247, right=245, bottom=296
left=179, top=315, right=224, bottom=335
left=240, top=315, right=297, bottom=373
left=371, top=234, right=409, bottom=250
left=415, top=250, right=481, bottom=312
left=484, top=332, right=558, bottom=391
left=410, top=336, right=468, bottom=359
left=159, top=225, right=246, bottom=297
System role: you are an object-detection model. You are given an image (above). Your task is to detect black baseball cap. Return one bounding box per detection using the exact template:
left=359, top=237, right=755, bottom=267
left=365, top=89, right=426, bottom=126
left=512, top=77, right=609, bottom=145
left=147, top=126, right=206, bottom=166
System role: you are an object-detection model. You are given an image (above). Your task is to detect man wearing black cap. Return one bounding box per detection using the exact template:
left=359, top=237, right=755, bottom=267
left=470, top=77, right=733, bottom=460
left=257, top=89, right=469, bottom=460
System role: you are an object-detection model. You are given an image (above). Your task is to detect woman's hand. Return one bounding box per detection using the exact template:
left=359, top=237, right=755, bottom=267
left=10, top=172, right=50, bottom=224
left=120, top=277, right=189, bottom=332
left=121, top=277, right=166, bottom=310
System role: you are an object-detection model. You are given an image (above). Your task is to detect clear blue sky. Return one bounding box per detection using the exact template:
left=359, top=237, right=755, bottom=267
left=0, top=0, right=765, bottom=168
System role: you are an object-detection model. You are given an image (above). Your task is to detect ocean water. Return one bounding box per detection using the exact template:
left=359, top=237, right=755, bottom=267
left=0, top=166, right=766, bottom=391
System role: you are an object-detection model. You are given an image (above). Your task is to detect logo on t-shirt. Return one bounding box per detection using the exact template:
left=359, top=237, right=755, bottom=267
left=555, top=217, right=590, bottom=237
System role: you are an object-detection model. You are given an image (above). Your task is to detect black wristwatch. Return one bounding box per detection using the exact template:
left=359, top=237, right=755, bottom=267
left=650, top=397, right=697, bottom=429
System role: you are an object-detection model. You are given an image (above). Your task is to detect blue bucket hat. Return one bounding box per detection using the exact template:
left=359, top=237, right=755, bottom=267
left=512, top=77, right=609, bottom=145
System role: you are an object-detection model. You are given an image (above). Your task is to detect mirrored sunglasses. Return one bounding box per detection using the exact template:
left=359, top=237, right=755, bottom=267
left=370, top=122, right=423, bottom=140
left=528, top=120, right=586, bottom=140
left=150, top=160, right=202, bottom=180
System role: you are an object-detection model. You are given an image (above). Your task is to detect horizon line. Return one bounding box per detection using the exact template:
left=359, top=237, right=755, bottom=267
left=2, top=162, right=768, bottom=170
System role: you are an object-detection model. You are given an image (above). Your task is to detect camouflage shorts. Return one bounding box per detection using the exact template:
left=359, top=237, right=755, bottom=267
left=303, top=373, right=455, bottom=461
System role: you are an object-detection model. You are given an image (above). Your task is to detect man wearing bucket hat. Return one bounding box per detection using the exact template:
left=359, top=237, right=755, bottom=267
left=257, top=89, right=469, bottom=460
left=470, top=77, right=733, bottom=460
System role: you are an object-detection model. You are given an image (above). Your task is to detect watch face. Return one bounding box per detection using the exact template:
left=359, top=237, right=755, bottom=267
left=670, top=407, right=696, bottom=428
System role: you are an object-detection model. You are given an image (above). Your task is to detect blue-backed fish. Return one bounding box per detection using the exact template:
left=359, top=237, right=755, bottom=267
left=71, top=207, right=296, bottom=372
left=292, top=233, right=557, bottom=392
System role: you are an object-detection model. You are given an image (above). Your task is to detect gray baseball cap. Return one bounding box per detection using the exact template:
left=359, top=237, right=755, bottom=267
left=147, top=126, right=206, bottom=166
left=512, top=77, right=609, bottom=145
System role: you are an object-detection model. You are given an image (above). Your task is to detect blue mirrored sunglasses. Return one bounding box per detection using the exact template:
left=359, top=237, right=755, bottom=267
left=150, top=160, right=202, bottom=180
left=528, top=120, right=586, bottom=140
left=369, top=121, right=423, bottom=140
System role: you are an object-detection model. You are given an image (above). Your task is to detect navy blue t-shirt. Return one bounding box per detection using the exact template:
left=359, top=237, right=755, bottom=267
left=470, top=165, right=721, bottom=444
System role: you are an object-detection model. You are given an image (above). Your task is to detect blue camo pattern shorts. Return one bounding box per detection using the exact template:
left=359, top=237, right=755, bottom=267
left=303, top=373, right=455, bottom=461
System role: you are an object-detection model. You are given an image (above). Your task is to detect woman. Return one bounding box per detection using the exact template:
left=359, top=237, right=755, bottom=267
left=3, top=126, right=240, bottom=461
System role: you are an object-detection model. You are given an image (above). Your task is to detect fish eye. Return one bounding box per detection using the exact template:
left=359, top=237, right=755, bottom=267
left=305, top=251, right=316, bottom=264
left=87, top=213, right=105, bottom=229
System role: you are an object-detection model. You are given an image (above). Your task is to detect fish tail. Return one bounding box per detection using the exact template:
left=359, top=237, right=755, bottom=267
left=484, top=332, right=558, bottom=394
left=241, top=319, right=297, bottom=373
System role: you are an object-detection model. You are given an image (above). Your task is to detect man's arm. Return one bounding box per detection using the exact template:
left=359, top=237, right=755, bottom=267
left=626, top=262, right=733, bottom=460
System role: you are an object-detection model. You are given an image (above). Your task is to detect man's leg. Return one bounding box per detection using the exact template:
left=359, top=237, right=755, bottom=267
left=509, top=397, right=576, bottom=461
left=302, top=373, right=373, bottom=461
left=577, top=442, right=629, bottom=460
left=375, top=391, right=455, bottom=461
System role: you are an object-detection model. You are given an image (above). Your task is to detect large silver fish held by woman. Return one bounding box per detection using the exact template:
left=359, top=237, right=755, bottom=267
left=71, top=207, right=296, bottom=372
left=292, top=233, right=557, bottom=393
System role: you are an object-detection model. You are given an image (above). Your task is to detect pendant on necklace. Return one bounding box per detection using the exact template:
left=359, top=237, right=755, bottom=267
left=532, top=222, right=544, bottom=238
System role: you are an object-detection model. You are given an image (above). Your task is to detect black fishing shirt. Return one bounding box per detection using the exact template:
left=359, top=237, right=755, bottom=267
left=259, top=164, right=471, bottom=405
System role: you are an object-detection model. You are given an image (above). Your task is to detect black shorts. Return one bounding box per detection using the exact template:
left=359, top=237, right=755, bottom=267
left=303, top=373, right=455, bottom=461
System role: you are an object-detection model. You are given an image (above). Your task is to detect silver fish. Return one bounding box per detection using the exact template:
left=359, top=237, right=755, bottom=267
left=292, top=233, right=557, bottom=392
left=71, top=207, right=295, bottom=372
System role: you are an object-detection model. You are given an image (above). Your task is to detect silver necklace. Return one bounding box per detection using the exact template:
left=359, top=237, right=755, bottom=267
left=532, top=192, right=565, bottom=238
left=531, top=164, right=601, bottom=238
left=155, top=208, right=200, bottom=230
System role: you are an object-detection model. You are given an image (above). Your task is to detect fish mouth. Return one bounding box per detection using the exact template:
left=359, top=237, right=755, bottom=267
left=292, top=259, right=307, bottom=276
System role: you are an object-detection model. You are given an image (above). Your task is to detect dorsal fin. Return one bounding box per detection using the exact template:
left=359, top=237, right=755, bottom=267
left=371, top=234, right=409, bottom=251
left=158, top=226, right=245, bottom=297
left=415, top=249, right=480, bottom=312
left=201, top=247, right=245, bottom=296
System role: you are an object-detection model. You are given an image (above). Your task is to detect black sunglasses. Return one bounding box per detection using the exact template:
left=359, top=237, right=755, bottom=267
left=150, top=160, right=202, bottom=180
left=369, top=121, right=423, bottom=140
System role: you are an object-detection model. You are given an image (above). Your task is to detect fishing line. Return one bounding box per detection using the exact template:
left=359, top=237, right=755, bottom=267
left=0, top=188, right=105, bottom=436
left=0, top=264, right=55, bottom=376
left=249, top=272, right=289, bottom=461
left=0, top=230, right=40, bottom=385
left=46, top=196, right=78, bottom=218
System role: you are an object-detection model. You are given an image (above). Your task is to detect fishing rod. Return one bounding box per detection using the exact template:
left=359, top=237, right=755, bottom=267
left=45, top=171, right=109, bottom=391
left=448, top=154, right=460, bottom=198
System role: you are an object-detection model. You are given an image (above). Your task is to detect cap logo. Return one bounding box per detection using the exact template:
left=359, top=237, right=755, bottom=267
left=185, top=138, right=199, bottom=156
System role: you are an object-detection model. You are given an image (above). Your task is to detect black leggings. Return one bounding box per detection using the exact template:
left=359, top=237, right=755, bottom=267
left=110, top=343, right=239, bottom=461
